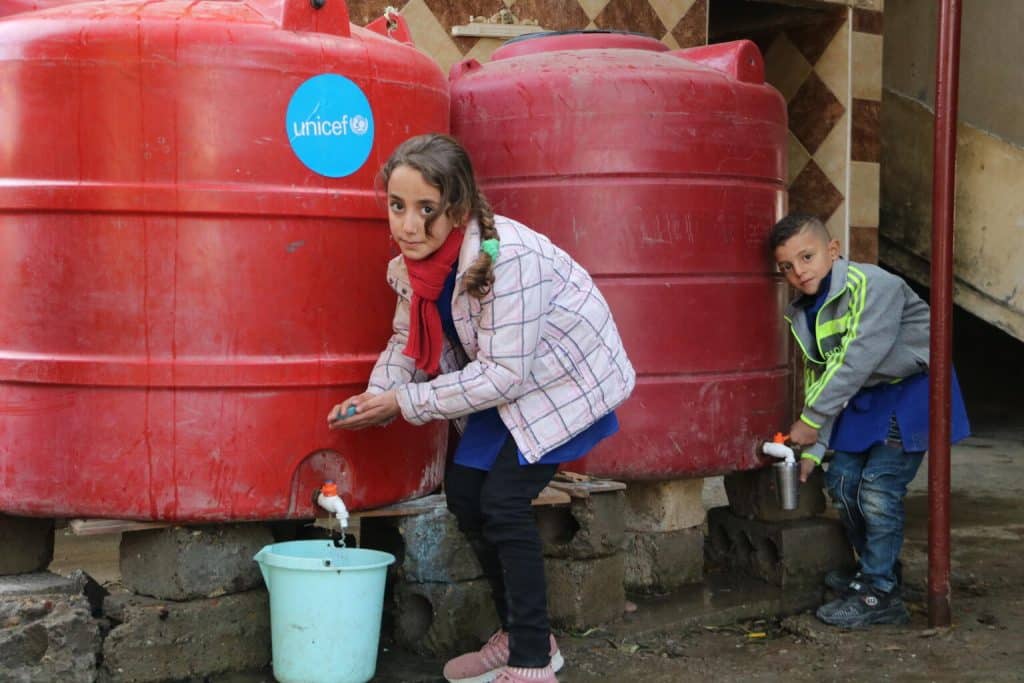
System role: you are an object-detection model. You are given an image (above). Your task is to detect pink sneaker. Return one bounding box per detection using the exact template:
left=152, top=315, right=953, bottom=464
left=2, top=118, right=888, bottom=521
left=494, top=665, right=559, bottom=682
left=443, top=630, right=564, bottom=683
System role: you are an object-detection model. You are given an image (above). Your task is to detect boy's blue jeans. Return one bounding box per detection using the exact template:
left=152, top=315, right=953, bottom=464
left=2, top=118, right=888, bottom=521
left=824, top=443, right=924, bottom=594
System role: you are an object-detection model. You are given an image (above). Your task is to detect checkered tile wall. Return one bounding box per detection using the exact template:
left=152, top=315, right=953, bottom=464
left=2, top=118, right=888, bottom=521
left=753, top=3, right=884, bottom=262
left=348, top=0, right=709, bottom=73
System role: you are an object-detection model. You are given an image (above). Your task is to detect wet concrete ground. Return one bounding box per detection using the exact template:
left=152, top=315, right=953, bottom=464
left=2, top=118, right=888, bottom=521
left=49, top=418, right=1024, bottom=682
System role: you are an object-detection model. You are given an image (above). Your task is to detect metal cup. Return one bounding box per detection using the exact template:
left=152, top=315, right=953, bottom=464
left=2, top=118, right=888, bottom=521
left=773, top=460, right=801, bottom=511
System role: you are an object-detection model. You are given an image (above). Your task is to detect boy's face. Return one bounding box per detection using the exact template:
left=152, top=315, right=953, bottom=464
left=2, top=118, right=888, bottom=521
left=773, top=228, right=840, bottom=296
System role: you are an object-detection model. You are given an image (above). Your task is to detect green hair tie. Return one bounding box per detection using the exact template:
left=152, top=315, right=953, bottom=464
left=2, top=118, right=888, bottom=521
left=480, top=238, right=500, bottom=262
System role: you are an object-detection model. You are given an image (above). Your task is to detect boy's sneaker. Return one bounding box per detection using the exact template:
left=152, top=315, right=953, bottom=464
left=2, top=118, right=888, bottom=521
left=443, top=630, right=564, bottom=683
left=816, top=583, right=910, bottom=628
left=494, top=665, right=558, bottom=682
left=824, top=560, right=903, bottom=596
left=824, top=569, right=864, bottom=594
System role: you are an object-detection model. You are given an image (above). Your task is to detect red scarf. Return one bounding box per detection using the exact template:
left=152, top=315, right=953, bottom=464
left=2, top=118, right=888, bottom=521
left=402, top=228, right=465, bottom=375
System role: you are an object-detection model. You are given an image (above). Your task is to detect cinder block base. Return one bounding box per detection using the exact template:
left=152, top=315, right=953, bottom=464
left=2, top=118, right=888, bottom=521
left=707, top=506, right=854, bottom=587
left=390, top=508, right=484, bottom=583
left=393, top=579, right=499, bottom=657
left=101, top=589, right=270, bottom=682
left=724, top=467, right=826, bottom=522
left=0, top=574, right=100, bottom=683
left=624, top=479, right=705, bottom=532
left=0, top=515, right=54, bottom=576
left=119, top=523, right=273, bottom=600
left=624, top=528, right=703, bottom=594
left=537, top=491, right=624, bottom=559
left=545, top=554, right=624, bottom=630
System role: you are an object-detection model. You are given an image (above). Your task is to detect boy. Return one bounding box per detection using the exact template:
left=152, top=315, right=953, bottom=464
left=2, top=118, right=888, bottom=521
left=770, top=213, right=969, bottom=628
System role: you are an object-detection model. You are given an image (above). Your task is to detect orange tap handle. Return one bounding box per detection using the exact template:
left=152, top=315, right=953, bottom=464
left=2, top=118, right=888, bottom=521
left=320, top=481, right=338, bottom=497
left=772, top=432, right=788, bottom=444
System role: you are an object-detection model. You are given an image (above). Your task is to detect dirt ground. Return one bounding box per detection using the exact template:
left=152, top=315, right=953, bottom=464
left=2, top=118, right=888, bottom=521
left=548, top=428, right=1024, bottom=683
left=49, top=418, right=1024, bottom=682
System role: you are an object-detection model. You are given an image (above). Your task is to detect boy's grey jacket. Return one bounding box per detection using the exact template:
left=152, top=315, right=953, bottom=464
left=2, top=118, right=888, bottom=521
left=785, top=258, right=930, bottom=460
left=368, top=215, right=636, bottom=463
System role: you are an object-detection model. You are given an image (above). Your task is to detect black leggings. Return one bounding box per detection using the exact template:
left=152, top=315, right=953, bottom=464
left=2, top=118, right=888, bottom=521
left=444, top=437, right=558, bottom=668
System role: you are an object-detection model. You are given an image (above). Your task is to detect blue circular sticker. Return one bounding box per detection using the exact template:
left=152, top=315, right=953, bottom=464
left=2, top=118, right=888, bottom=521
left=286, top=74, right=375, bottom=178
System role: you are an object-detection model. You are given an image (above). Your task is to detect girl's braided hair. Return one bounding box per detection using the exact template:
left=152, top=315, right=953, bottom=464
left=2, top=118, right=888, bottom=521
left=380, top=133, right=498, bottom=299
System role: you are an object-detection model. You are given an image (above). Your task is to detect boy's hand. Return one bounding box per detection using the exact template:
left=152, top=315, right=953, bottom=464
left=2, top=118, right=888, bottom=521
left=799, top=457, right=816, bottom=482
left=328, top=390, right=401, bottom=430
left=788, top=419, right=819, bottom=447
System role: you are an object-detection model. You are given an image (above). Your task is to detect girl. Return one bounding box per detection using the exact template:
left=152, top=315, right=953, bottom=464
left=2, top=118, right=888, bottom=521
left=328, top=134, right=635, bottom=683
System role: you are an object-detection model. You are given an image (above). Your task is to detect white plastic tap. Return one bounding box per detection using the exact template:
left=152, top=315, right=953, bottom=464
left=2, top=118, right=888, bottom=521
left=762, top=432, right=796, bottom=464
left=316, top=481, right=349, bottom=530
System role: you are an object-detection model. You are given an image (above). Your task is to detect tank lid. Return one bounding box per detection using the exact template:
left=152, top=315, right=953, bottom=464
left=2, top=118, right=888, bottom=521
left=490, top=30, right=668, bottom=61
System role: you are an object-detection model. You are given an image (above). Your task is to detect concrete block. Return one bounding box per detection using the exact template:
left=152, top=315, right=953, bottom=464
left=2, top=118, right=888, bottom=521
left=119, top=523, right=273, bottom=600
left=624, top=479, right=705, bottom=532
left=537, top=491, right=624, bottom=559
left=544, top=555, right=624, bottom=630
left=724, top=467, right=826, bottom=522
left=0, top=583, right=100, bottom=682
left=393, top=579, right=498, bottom=657
left=392, top=509, right=483, bottom=583
left=0, top=515, right=54, bottom=575
left=0, top=570, right=107, bottom=617
left=0, top=571, right=82, bottom=598
left=706, top=506, right=854, bottom=587
left=624, top=528, right=703, bottom=595
left=101, top=588, right=270, bottom=682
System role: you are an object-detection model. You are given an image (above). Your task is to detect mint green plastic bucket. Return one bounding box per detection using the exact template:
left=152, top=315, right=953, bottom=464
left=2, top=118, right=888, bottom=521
left=254, top=541, right=395, bottom=683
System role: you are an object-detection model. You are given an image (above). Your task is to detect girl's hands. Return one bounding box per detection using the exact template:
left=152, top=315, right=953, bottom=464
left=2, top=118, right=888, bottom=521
left=327, top=390, right=401, bottom=430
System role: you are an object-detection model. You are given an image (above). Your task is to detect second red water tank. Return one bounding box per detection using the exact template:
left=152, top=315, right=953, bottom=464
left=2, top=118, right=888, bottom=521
left=451, top=33, right=791, bottom=478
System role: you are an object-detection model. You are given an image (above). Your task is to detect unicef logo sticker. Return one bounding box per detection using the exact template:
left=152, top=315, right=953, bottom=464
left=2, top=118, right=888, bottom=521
left=286, top=74, right=375, bottom=178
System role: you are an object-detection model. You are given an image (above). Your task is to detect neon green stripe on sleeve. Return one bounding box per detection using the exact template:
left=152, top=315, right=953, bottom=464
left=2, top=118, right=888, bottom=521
left=800, top=414, right=822, bottom=429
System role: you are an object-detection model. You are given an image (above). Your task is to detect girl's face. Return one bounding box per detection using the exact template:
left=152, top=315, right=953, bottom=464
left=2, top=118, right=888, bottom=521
left=387, top=164, right=459, bottom=261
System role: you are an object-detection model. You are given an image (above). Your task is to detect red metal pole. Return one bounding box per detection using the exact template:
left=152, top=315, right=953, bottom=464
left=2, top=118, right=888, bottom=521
left=928, top=0, right=962, bottom=628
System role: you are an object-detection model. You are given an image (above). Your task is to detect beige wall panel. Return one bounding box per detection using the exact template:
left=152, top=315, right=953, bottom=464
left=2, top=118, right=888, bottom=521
left=880, top=93, right=1024, bottom=341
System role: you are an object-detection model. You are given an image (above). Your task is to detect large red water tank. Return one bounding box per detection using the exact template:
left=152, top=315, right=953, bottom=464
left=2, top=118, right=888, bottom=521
left=451, top=33, right=790, bottom=479
left=0, top=0, right=449, bottom=521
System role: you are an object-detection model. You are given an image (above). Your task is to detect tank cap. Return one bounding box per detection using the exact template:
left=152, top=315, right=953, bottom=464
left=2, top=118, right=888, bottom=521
left=670, top=40, right=765, bottom=84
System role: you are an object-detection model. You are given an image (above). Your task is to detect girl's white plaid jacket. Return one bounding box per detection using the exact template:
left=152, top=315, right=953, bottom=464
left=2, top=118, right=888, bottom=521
left=368, top=214, right=636, bottom=463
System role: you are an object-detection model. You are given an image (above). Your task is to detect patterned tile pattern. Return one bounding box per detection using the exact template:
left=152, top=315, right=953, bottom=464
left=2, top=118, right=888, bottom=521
left=727, top=3, right=883, bottom=263
left=847, top=8, right=884, bottom=261
left=853, top=7, right=883, bottom=34
left=851, top=98, right=881, bottom=162
left=512, top=0, right=591, bottom=32
left=789, top=71, right=844, bottom=155
left=789, top=159, right=844, bottom=225
left=348, top=0, right=708, bottom=74
left=595, top=0, right=666, bottom=38
left=850, top=225, right=879, bottom=263
left=786, top=11, right=845, bottom=65
left=764, top=7, right=850, bottom=246
left=672, top=0, right=707, bottom=50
